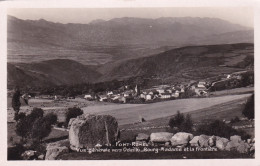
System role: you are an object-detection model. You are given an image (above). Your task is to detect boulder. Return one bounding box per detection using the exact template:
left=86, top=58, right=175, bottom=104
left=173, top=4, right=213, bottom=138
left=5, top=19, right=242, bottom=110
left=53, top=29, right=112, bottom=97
left=252, top=138, right=255, bottom=143
left=230, top=135, right=242, bottom=143
left=165, top=142, right=171, bottom=147
left=45, top=139, right=70, bottom=160
left=198, top=135, right=210, bottom=147
left=68, top=118, right=76, bottom=129
left=38, top=154, right=45, bottom=160
left=190, top=136, right=200, bottom=147
left=45, top=146, right=69, bottom=160
left=69, top=114, right=119, bottom=150
left=21, top=150, right=37, bottom=160
left=150, top=132, right=173, bottom=143
left=236, top=142, right=250, bottom=153
left=225, top=141, right=241, bottom=151
left=136, top=133, right=149, bottom=141
left=216, top=137, right=229, bottom=150
left=208, top=136, right=217, bottom=147
left=170, top=132, right=194, bottom=146
left=46, top=139, right=70, bottom=149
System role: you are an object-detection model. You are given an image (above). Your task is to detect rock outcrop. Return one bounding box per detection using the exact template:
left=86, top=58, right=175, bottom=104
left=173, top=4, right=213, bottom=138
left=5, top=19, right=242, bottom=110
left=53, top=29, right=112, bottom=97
left=150, top=132, right=174, bottom=143
left=69, top=114, right=119, bottom=151
left=45, top=139, right=70, bottom=160
left=198, top=135, right=210, bottom=147
left=190, top=136, right=200, bottom=147
left=170, top=132, right=194, bottom=146
left=136, top=133, right=149, bottom=141
left=21, top=150, right=38, bottom=160
left=216, top=137, right=229, bottom=150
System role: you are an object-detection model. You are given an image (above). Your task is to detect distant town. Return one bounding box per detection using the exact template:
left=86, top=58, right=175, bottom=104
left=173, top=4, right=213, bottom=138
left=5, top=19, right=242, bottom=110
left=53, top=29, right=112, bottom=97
left=15, top=70, right=253, bottom=105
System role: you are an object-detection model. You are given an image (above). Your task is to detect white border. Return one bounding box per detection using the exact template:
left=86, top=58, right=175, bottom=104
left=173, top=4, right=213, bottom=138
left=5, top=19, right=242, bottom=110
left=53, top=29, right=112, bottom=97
left=0, top=0, right=259, bottom=166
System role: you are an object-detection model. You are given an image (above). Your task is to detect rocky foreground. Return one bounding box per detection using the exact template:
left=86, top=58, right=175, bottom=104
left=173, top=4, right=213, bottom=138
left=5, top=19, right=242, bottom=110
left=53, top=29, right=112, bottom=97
left=19, top=114, right=254, bottom=160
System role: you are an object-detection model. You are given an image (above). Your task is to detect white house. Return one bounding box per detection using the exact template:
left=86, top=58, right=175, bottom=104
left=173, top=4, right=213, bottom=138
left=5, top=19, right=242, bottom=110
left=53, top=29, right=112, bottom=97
left=140, top=93, right=146, bottom=99
left=198, top=81, right=206, bottom=88
left=84, top=94, right=92, bottom=100
left=99, top=95, right=108, bottom=102
left=160, top=93, right=172, bottom=99
left=146, top=94, right=153, bottom=100
left=227, top=74, right=231, bottom=79
left=157, top=89, right=165, bottom=94
left=107, top=91, right=113, bottom=95
left=174, top=91, right=180, bottom=98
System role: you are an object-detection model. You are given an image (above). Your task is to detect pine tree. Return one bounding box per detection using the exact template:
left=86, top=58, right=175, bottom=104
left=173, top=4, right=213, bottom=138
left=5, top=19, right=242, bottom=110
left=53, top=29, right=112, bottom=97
left=12, top=87, right=21, bottom=120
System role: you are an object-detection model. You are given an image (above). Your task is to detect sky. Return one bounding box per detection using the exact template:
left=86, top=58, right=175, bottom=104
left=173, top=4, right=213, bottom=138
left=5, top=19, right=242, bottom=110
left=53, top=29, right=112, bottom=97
left=7, top=7, right=254, bottom=27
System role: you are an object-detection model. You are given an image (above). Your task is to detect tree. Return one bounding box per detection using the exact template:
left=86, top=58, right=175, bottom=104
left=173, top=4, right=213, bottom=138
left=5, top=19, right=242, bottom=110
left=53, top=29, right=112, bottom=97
left=28, top=108, right=44, bottom=122
left=181, top=114, right=193, bottom=132
left=44, top=113, right=58, bottom=125
left=12, top=87, right=21, bottom=120
left=169, top=111, right=193, bottom=132
left=242, top=94, right=254, bottom=119
left=65, top=107, right=83, bottom=127
left=169, top=111, right=184, bottom=129
left=31, top=117, right=52, bottom=142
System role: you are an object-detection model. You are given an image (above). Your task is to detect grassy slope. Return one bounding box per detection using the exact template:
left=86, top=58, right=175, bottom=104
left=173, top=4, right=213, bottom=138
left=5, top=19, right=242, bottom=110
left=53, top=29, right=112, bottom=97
left=99, top=43, right=253, bottom=82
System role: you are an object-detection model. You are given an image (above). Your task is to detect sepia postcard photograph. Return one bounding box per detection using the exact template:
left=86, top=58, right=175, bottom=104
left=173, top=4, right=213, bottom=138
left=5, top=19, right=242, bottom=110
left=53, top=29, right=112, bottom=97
left=0, top=0, right=259, bottom=165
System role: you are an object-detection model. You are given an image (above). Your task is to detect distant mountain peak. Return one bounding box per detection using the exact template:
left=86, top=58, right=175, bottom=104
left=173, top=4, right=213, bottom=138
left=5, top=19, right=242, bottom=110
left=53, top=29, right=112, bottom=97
left=89, top=19, right=106, bottom=24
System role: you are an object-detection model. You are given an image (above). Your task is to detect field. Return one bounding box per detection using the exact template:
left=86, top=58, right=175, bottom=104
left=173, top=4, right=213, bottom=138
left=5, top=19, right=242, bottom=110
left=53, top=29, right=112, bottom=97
left=83, top=94, right=251, bottom=125
left=7, top=89, right=253, bottom=147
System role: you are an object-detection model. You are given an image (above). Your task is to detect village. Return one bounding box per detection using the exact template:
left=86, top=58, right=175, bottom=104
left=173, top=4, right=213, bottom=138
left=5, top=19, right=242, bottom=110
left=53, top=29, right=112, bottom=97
left=19, top=70, right=252, bottom=105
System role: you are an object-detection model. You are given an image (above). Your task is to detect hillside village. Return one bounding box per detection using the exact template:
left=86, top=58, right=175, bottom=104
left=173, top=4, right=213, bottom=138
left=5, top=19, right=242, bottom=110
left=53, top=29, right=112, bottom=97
left=23, top=70, right=252, bottom=105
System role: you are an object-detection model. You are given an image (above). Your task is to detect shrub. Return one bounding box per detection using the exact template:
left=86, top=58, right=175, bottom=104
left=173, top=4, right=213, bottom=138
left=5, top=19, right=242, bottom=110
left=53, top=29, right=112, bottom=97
left=31, top=117, right=52, bottom=141
left=169, top=111, right=184, bottom=128
left=15, top=116, right=32, bottom=140
left=65, top=107, right=83, bottom=127
left=28, top=108, right=44, bottom=121
left=196, top=120, right=251, bottom=140
left=14, top=112, right=26, bottom=121
left=230, top=116, right=240, bottom=123
left=15, top=108, right=54, bottom=142
left=44, top=113, right=58, bottom=125
left=29, top=140, right=47, bottom=154
left=169, top=111, right=193, bottom=132
left=242, top=94, right=254, bottom=119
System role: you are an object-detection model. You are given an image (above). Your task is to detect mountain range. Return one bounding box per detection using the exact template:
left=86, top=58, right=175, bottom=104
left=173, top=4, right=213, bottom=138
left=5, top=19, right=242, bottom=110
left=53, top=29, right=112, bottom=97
left=8, top=16, right=253, bottom=65
left=8, top=43, right=254, bottom=88
left=7, top=16, right=254, bottom=88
